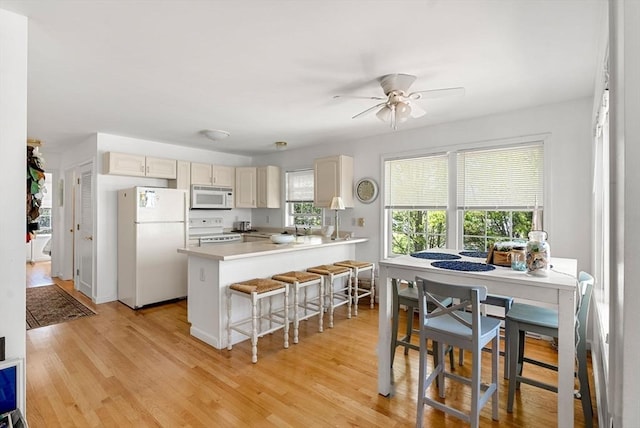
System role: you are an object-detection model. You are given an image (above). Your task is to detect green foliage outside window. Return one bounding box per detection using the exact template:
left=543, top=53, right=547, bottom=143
left=391, top=210, right=446, bottom=255
left=288, top=202, right=322, bottom=227
left=463, top=210, right=533, bottom=251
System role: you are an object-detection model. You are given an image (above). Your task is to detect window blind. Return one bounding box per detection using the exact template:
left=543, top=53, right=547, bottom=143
left=286, top=169, right=314, bottom=202
left=457, top=143, right=543, bottom=209
left=384, top=154, right=448, bottom=209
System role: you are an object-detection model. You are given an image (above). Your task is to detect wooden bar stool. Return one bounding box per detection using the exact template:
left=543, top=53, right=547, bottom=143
left=272, top=271, right=323, bottom=344
left=227, top=278, right=289, bottom=363
left=334, top=260, right=375, bottom=316
left=307, top=264, right=352, bottom=328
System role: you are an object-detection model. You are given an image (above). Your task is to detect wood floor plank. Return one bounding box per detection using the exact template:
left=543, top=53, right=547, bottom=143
left=24, top=262, right=597, bottom=427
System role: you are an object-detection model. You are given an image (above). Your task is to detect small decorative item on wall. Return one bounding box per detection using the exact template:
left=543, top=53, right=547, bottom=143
left=26, top=142, right=46, bottom=243
left=355, top=177, right=379, bottom=204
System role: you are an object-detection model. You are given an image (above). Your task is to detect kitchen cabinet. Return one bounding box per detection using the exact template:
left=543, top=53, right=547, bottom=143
left=314, top=155, right=354, bottom=208
left=169, top=160, right=191, bottom=205
left=190, top=162, right=212, bottom=185
left=257, top=166, right=280, bottom=208
left=235, top=167, right=257, bottom=208
left=104, top=152, right=177, bottom=179
left=213, top=165, right=235, bottom=187
left=191, top=163, right=235, bottom=187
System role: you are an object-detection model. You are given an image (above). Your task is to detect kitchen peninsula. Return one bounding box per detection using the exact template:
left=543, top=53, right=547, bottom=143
left=177, top=236, right=368, bottom=349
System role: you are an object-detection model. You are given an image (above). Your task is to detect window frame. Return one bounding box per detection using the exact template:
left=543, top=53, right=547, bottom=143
left=382, top=134, right=549, bottom=259
left=284, top=169, right=323, bottom=228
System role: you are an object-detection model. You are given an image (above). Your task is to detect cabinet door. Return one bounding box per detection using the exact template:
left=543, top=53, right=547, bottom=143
left=104, top=152, right=146, bottom=176
left=169, top=160, right=191, bottom=207
left=212, top=165, right=235, bottom=187
left=257, top=166, right=280, bottom=208
left=314, top=155, right=353, bottom=208
left=191, top=162, right=213, bottom=185
left=235, top=167, right=257, bottom=208
left=145, top=157, right=177, bottom=179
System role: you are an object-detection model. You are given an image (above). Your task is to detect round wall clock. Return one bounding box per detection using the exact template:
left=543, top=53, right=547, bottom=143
left=355, top=178, right=379, bottom=204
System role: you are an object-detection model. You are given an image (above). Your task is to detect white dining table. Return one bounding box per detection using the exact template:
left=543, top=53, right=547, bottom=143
left=377, top=249, right=578, bottom=427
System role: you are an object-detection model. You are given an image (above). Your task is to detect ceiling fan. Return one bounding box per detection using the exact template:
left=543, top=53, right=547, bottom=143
left=334, top=73, right=465, bottom=130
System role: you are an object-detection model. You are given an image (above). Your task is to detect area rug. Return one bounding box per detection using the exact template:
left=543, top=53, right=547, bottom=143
left=26, top=285, right=96, bottom=330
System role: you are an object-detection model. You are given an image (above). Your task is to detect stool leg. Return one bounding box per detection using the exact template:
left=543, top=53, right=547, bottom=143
left=353, top=268, right=359, bottom=316
left=227, top=288, right=233, bottom=350
left=293, top=282, right=299, bottom=344
left=370, top=265, right=375, bottom=309
left=283, top=285, right=289, bottom=349
left=251, top=292, right=258, bottom=364
left=346, top=271, right=352, bottom=319
left=318, top=280, right=324, bottom=333
left=328, top=274, right=335, bottom=328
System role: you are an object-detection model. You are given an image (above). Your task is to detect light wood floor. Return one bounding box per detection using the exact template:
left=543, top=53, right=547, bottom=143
left=25, top=262, right=597, bottom=427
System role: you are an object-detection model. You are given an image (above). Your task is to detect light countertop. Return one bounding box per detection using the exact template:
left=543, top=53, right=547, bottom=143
left=178, top=236, right=368, bottom=261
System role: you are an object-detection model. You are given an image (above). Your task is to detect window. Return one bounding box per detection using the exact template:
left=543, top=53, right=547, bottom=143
left=384, top=154, right=448, bottom=255
left=285, top=169, right=322, bottom=228
left=457, top=144, right=543, bottom=250
left=384, top=141, right=544, bottom=256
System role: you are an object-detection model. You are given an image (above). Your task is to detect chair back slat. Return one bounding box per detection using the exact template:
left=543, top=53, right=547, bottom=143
left=416, top=277, right=487, bottom=340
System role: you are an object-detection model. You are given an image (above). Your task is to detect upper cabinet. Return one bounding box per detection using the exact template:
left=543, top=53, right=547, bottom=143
left=190, top=162, right=212, bottom=185
left=257, top=166, right=280, bottom=208
left=191, top=163, right=235, bottom=187
left=235, top=166, right=281, bottom=209
left=314, top=155, right=354, bottom=208
left=235, top=167, right=257, bottom=208
left=104, top=152, right=177, bottom=179
left=212, top=165, right=235, bottom=187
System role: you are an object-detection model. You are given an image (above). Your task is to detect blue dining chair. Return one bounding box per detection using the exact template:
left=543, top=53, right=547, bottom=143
left=415, top=276, right=501, bottom=428
left=390, top=279, right=455, bottom=370
left=506, top=271, right=594, bottom=428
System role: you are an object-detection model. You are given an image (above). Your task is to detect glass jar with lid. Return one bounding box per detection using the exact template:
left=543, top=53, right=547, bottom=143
left=526, top=230, right=551, bottom=276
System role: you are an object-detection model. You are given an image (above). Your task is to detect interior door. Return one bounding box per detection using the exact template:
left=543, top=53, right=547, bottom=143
left=75, top=162, right=94, bottom=298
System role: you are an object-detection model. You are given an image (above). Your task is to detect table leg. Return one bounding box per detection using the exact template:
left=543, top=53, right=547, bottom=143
left=378, top=266, right=392, bottom=396
left=557, top=286, right=576, bottom=427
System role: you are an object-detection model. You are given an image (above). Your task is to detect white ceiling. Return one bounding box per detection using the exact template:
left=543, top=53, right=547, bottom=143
left=2, top=0, right=606, bottom=155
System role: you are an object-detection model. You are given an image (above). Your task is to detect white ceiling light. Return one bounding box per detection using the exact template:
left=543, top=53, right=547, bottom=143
left=201, top=129, right=230, bottom=141
left=275, top=141, right=288, bottom=150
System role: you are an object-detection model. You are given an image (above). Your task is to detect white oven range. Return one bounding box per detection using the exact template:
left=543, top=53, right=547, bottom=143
left=188, top=217, right=242, bottom=246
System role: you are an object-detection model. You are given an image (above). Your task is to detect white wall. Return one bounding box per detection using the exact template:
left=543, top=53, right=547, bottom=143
left=0, top=7, right=27, bottom=363
left=254, top=97, right=594, bottom=275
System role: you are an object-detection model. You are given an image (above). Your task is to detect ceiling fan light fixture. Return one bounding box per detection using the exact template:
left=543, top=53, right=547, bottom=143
left=395, top=101, right=412, bottom=122
left=376, top=105, right=392, bottom=122
left=201, top=129, right=230, bottom=141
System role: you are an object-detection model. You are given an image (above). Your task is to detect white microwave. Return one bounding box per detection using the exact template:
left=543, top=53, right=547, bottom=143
left=190, top=185, right=234, bottom=209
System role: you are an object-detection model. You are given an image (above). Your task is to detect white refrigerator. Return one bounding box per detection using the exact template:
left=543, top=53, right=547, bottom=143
left=118, top=187, right=188, bottom=309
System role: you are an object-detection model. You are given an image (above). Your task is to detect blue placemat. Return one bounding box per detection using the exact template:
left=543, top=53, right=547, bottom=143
left=431, top=260, right=496, bottom=272
left=411, top=252, right=462, bottom=260
left=459, top=251, right=488, bottom=259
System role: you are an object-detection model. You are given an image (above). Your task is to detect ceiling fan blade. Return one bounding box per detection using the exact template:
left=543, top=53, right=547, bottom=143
left=409, top=102, right=427, bottom=118
left=409, top=87, right=466, bottom=100
left=333, top=94, right=386, bottom=101
left=352, top=102, right=387, bottom=119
